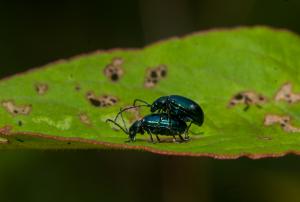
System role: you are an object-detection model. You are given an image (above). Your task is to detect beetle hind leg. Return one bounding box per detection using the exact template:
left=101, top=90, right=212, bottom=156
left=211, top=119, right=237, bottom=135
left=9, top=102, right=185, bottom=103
left=155, top=135, right=161, bottom=142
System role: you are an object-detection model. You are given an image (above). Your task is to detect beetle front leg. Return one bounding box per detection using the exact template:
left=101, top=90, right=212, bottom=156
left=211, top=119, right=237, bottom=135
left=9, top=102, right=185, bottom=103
left=178, top=134, right=185, bottom=142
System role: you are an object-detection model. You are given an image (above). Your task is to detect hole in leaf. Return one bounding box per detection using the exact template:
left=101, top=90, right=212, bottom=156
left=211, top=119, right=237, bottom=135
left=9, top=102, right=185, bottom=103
left=86, top=91, right=118, bottom=108
left=275, top=83, right=300, bottom=104
left=144, top=65, right=168, bottom=88
left=264, top=114, right=300, bottom=133
left=234, top=93, right=244, bottom=100
left=103, top=57, right=124, bottom=82
left=228, top=91, right=267, bottom=109
left=150, top=71, right=158, bottom=78
left=111, top=73, right=119, bottom=81
left=157, top=65, right=168, bottom=78
left=1, top=100, right=32, bottom=116
left=35, top=83, right=48, bottom=95
left=90, top=99, right=102, bottom=107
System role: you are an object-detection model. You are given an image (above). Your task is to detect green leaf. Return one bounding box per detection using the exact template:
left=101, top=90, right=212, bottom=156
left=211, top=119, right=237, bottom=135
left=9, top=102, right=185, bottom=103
left=1, top=26, right=300, bottom=158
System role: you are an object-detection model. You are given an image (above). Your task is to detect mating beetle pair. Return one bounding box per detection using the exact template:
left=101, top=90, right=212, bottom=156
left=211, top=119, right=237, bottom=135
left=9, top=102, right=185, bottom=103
left=106, top=95, right=204, bottom=143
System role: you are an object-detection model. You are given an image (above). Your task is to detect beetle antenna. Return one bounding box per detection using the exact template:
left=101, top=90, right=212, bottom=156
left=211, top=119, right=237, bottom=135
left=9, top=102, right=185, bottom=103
left=113, top=105, right=148, bottom=123
left=119, top=110, right=128, bottom=132
left=106, top=119, right=128, bottom=134
left=133, top=99, right=151, bottom=107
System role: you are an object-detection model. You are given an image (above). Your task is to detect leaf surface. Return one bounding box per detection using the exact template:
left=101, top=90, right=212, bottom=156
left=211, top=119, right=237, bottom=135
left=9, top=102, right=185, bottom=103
left=1, top=27, right=300, bottom=158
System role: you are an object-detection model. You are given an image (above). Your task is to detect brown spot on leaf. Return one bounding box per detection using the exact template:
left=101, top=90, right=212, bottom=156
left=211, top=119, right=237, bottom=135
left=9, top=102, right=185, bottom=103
left=123, top=105, right=143, bottom=123
left=112, top=57, right=123, bottom=66
left=35, top=83, right=48, bottom=95
left=86, top=91, right=118, bottom=107
left=275, top=83, right=300, bottom=104
left=234, top=93, right=244, bottom=100
left=264, top=114, right=300, bottom=133
left=144, top=65, right=168, bottom=88
left=75, top=84, right=81, bottom=91
left=228, top=91, right=267, bottom=109
left=157, top=65, right=168, bottom=78
left=150, top=71, right=158, bottom=78
left=111, top=73, right=119, bottom=81
left=103, top=57, right=124, bottom=82
left=1, top=100, right=32, bottom=116
left=79, top=113, right=91, bottom=125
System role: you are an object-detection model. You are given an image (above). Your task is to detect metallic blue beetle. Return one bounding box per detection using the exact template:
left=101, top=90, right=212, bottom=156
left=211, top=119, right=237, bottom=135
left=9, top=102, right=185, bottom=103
left=106, top=113, right=187, bottom=142
left=133, top=95, right=204, bottom=138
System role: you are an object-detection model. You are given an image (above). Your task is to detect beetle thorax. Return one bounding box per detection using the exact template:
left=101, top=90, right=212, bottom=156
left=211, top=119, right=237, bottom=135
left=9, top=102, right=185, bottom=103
left=151, top=96, right=168, bottom=112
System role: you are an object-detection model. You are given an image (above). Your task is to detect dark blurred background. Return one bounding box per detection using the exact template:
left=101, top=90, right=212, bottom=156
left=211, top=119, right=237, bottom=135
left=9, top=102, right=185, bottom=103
left=1, top=1, right=300, bottom=202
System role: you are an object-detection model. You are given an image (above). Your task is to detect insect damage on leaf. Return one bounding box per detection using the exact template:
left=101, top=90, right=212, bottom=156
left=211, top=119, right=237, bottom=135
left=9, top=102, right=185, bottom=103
left=144, top=65, right=168, bottom=88
left=123, top=105, right=142, bottom=123
left=228, top=91, right=267, bottom=110
left=1, top=100, right=32, bottom=116
left=75, top=84, right=81, bottom=91
left=79, top=113, right=91, bottom=125
left=3, top=27, right=300, bottom=157
left=35, top=83, right=49, bottom=95
left=103, top=57, right=124, bottom=82
left=275, top=83, right=300, bottom=103
left=264, top=114, right=300, bottom=133
left=32, top=116, right=72, bottom=130
left=86, top=91, right=118, bottom=107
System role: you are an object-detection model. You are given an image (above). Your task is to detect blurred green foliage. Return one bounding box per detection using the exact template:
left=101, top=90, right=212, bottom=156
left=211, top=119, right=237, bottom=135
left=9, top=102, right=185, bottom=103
left=1, top=1, right=300, bottom=202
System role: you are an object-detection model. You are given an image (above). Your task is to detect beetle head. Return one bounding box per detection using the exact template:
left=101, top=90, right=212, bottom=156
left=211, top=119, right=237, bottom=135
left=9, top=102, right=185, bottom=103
left=128, top=120, right=143, bottom=141
left=151, top=96, right=168, bottom=112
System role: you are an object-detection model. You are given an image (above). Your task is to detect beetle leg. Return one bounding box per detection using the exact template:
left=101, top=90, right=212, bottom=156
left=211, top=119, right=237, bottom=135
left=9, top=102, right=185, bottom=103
left=178, top=134, right=185, bottom=142
left=147, top=130, right=154, bottom=143
left=184, top=122, right=192, bottom=140
left=167, top=103, right=172, bottom=124
left=172, top=135, right=177, bottom=142
left=155, top=135, right=161, bottom=142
